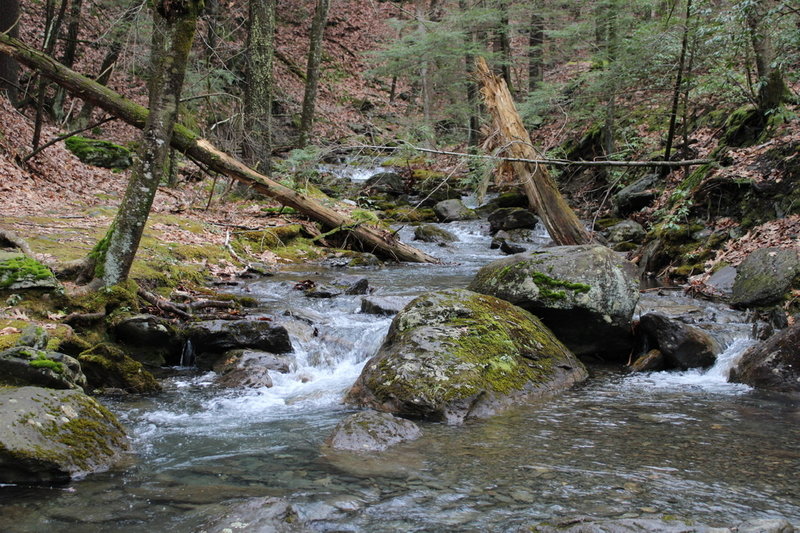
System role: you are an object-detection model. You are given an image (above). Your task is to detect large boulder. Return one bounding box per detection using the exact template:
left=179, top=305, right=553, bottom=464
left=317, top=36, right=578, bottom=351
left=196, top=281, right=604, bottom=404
left=213, top=349, right=294, bottom=388
left=413, top=224, right=457, bottom=244
left=469, top=245, right=639, bottom=359
left=635, top=313, right=721, bottom=369
left=64, top=136, right=133, bottom=169
left=326, top=410, right=421, bottom=452
left=0, top=346, right=86, bottom=390
left=113, top=314, right=183, bottom=367
left=730, top=323, right=800, bottom=392
left=432, top=199, right=478, bottom=222
left=0, top=386, right=129, bottom=484
left=345, top=289, right=587, bottom=424
left=731, top=247, right=800, bottom=308
left=186, top=320, right=293, bottom=370
left=78, top=343, right=161, bottom=394
left=612, top=173, right=660, bottom=216
left=361, top=171, right=404, bottom=196
left=488, top=208, right=539, bottom=234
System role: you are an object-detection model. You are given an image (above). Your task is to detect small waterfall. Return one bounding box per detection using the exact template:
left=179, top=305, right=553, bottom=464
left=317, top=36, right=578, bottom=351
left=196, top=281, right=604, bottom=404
left=704, top=337, right=756, bottom=382
left=179, top=339, right=195, bottom=367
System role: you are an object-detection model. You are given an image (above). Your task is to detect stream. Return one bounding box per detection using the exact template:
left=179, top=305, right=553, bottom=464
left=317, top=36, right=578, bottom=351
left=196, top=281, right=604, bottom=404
left=1, top=210, right=799, bottom=532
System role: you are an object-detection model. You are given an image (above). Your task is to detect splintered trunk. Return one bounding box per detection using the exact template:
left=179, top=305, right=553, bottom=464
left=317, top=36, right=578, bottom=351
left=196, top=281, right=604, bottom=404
left=476, top=57, right=590, bottom=246
left=0, top=32, right=439, bottom=264
left=242, top=0, right=276, bottom=172
left=99, top=0, right=202, bottom=286
left=297, top=0, right=330, bottom=148
left=0, top=0, right=19, bottom=102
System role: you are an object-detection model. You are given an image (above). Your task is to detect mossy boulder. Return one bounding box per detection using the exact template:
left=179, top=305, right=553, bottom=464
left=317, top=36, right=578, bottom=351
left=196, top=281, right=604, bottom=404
left=0, top=345, right=86, bottom=390
left=64, top=136, right=133, bottom=169
left=413, top=224, right=457, bottom=244
left=607, top=220, right=646, bottom=244
left=0, top=386, right=129, bottom=484
left=345, top=289, right=587, bottom=424
left=731, top=247, right=800, bottom=308
left=113, top=314, right=183, bottom=367
left=432, top=199, right=478, bottom=222
left=730, top=323, right=800, bottom=393
left=78, top=343, right=161, bottom=394
left=0, top=252, right=58, bottom=291
left=487, top=207, right=538, bottom=234
left=469, top=245, right=639, bottom=360
left=326, top=410, right=422, bottom=452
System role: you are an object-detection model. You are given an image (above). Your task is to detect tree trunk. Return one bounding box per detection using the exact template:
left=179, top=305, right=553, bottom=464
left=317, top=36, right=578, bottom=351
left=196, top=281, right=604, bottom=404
left=0, top=0, right=19, bottom=103
left=664, top=0, right=692, bottom=164
left=297, top=0, right=330, bottom=148
left=498, top=1, right=513, bottom=94
left=415, top=0, right=433, bottom=126
left=459, top=0, right=480, bottom=147
left=745, top=0, right=787, bottom=114
left=0, top=32, right=438, bottom=264
left=242, top=0, right=276, bottom=173
left=476, top=57, right=590, bottom=246
left=61, top=0, right=82, bottom=68
left=528, top=9, right=544, bottom=93
left=99, top=0, right=202, bottom=286
left=32, top=0, right=68, bottom=150
left=601, top=0, right=618, bottom=157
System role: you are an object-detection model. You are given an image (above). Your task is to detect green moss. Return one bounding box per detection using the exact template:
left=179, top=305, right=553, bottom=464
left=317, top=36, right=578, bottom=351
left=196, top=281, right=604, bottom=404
left=0, top=255, right=54, bottom=288
left=383, top=207, right=437, bottom=223
left=29, top=352, right=64, bottom=374
left=65, top=136, right=133, bottom=169
left=78, top=343, right=160, bottom=393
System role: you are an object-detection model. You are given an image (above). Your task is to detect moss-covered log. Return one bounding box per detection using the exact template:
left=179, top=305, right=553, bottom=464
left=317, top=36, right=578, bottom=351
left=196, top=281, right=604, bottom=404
left=0, top=33, right=438, bottom=264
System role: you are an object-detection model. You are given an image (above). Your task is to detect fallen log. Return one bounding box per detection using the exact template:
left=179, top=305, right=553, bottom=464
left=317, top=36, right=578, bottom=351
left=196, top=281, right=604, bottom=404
left=476, top=57, right=591, bottom=246
left=0, top=33, right=438, bottom=264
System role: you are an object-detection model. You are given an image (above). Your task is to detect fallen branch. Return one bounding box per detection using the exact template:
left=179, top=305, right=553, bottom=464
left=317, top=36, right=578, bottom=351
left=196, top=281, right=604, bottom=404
left=63, top=311, right=106, bottom=326
left=136, top=288, right=191, bottom=319
left=0, top=33, right=438, bottom=264
left=0, top=229, right=35, bottom=257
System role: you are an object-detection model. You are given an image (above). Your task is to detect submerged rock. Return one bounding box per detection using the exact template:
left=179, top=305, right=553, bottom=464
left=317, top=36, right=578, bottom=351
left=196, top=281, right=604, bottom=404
left=202, top=496, right=303, bottom=533
left=731, top=247, right=800, bottom=308
left=0, top=386, right=129, bottom=485
left=432, top=199, right=478, bottom=222
left=187, top=320, right=293, bottom=369
left=469, top=245, right=639, bottom=359
left=326, top=410, right=421, bottom=452
left=345, top=289, right=587, bottom=424
left=730, top=323, right=800, bottom=392
left=413, top=224, right=457, bottom=244
left=636, top=313, right=721, bottom=369
left=529, top=516, right=797, bottom=533
left=0, top=345, right=86, bottom=390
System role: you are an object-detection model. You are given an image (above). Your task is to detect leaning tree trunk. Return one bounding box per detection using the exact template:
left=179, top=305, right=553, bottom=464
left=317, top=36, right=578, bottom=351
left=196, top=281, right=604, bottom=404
left=0, top=32, right=439, bottom=264
left=297, top=0, right=330, bottom=148
left=476, top=57, right=591, bottom=246
left=99, top=0, right=202, bottom=286
left=242, top=0, right=276, bottom=173
left=0, top=0, right=19, bottom=103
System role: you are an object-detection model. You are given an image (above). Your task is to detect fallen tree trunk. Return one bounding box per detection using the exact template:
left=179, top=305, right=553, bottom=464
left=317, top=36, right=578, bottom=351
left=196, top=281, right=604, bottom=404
left=0, top=33, right=438, bottom=264
left=476, top=57, right=591, bottom=246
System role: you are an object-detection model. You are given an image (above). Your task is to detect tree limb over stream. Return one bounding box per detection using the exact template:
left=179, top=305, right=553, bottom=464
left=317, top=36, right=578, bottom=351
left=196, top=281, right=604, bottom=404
left=0, top=33, right=438, bottom=264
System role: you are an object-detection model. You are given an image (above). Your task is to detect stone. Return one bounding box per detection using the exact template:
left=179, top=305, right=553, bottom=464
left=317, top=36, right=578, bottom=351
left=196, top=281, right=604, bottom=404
left=706, top=266, right=737, bottom=297
left=18, top=325, right=48, bottom=350
left=213, top=349, right=294, bottom=389
left=629, top=349, right=666, bottom=372
left=730, top=323, right=800, bottom=392
left=470, top=245, right=639, bottom=360
left=0, top=346, right=86, bottom=390
left=360, top=295, right=414, bottom=316
left=187, top=320, right=293, bottom=370
left=613, top=173, right=660, bottom=216
left=326, top=410, right=421, bottom=452
left=488, top=207, right=538, bottom=234
left=530, top=516, right=721, bottom=532
left=736, top=518, right=795, bottom=533
left=361, top=171, right=404, bottom=196
left=607, top=220, right=646, bottom=244
left=344, top=278, right=370, bottom=295
left=345, top=289, right=587, bottom=424
left=304, top=284, right=342, bottom=298
left=113, top=314, right=182, bottom=367
left=0, top=386, right=129, bottom=485
left=0, top=252, right=59, bottom=291
left=731, top=247, right=800, bottom=308
left=636, top=313, right=721, bottom=369
left=432, top=199, right=478, bottom=222
left=413, top=224, right=457, bottom=244
left=500, top=240, right=526, bottom=255
left=64, top=136, right=133, bottom=169
left=202, top=496, right=303, bottom=533
left=78, top=343, right=161, bottom=394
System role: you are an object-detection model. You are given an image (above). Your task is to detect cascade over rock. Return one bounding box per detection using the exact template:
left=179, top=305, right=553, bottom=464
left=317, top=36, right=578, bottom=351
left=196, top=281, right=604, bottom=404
left=469, top=245, right=639, bottom=359
left=636, top=313, right=721, bottom=369
left=730, top=323, right=800, bottom=392
left=345, top=289, right=587, bottom=424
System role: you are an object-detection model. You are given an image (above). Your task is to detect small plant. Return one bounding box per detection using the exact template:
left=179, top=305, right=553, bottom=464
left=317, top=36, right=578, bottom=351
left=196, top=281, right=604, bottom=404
left=29, top=352, right=64, bottom=374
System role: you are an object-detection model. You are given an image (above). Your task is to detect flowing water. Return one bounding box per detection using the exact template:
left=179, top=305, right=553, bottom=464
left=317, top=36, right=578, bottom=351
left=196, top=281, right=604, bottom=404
left=2, top=218, right=799, bottom=532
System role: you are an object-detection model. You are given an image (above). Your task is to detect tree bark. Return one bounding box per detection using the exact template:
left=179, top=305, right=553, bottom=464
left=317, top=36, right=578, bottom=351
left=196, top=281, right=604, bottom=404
left=745, top=0, right=788, bottom=114
left=415, top=0, right=433, bottom=126
left=297, top=0, right=330, bottom=148
left=99, top=0, right=202, bottom=286
left=459, top=0, right=480, bottom=147
left=0, top=0, right=20, bottom=103
left=664, top=0, right=692, bottom=164
left=0, top=32, right=438, bottom=264
left=476, top=57, right=590, bottom=246
left=242, top=0, right=276, bottom=173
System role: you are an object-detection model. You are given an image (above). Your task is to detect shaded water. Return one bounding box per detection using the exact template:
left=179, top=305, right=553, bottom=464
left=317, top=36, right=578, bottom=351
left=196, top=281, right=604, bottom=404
left=1, top=219, right=799, bottom=532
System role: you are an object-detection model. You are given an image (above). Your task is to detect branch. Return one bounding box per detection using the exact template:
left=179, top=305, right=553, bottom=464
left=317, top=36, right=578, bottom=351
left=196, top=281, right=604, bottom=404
left=136, top=288, right=191, bottom=319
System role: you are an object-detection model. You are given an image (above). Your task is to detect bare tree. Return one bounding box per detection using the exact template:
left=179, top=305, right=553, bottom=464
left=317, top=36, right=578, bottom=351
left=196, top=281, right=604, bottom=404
left=242, top=0, right=276, bottom=173
left=298, top=0, right=331, bottom=148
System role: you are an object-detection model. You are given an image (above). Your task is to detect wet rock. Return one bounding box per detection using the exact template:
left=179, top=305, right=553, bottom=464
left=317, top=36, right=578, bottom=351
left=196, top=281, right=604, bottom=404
left=187, top=320, right=293, bottom=370
left=326, top=410, right=421, bottom=452
left=345, top=289, right=587, bottom=424
left=529, top=516, right=715, bottom=533
left=730, top=323, right=800, bottom=392
left=214, top=349, right=294, bottom=388
left=414, top=224, right=457, bottom=244
left=432, top=199, right=478, bottom=222
left=706, top=266, right=737, bottom=297
left=202, top=496, right=304, bottom=533
left=613, top=173, right=660, bottom=216
left=488, top=208, right=539, bottom=234
left=0, top=346, right=86, bottom=390
left=607, top=220, right=646, bottom=244
left=0, top=386, right=129, bottom=485
left=362, top=171, right=404, bottom=196
left=731, top=247, right=800, bottom=308
left=736, top=518, right=795, bottom=533
left=304, top=284, right=342, bottom=298
left=629, top=349, right=666, bottom=373
left=344, top=278, right=370, bottom=295
left=113, top=314, right=182, bottom=367
left=360, top=295, right=414, bottom=316
left=470, top=245, right=639, bottom=360
left=18, top=325, right=48, bottom=349
left=500, top=240, right=526, bottom=255
left=0, top=252, right=59, bottom=291
left=78, top=343, right=161, bottom=394
left=636, top=313, right=721, bottom=369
